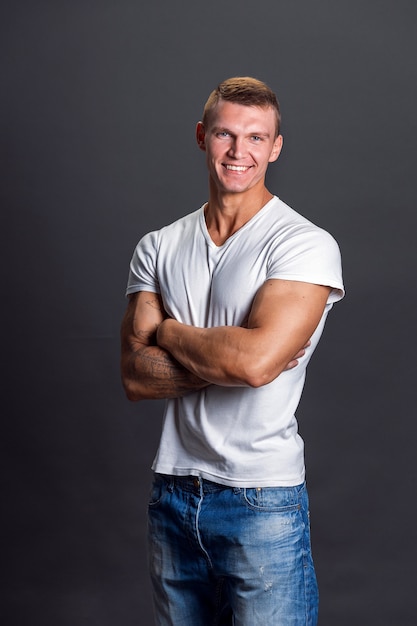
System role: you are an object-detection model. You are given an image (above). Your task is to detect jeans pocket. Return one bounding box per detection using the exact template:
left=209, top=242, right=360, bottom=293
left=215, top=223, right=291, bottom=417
left=148, top=475, right=167, bottom=508
left=241, top=484, right=303, bottom=513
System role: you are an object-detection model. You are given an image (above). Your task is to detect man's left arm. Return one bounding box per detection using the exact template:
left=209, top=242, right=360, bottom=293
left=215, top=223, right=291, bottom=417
left=156, top=279, right=331, bottom=388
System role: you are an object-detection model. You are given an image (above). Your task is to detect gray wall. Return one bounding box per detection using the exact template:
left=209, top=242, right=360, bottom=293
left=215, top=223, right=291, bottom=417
left=3, top=1, right=416, bottom=624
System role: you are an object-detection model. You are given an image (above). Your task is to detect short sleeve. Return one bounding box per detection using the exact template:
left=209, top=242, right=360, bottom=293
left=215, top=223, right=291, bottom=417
left=125, top=230, right=161, bottom=296
left=267, top=226, right=345, bottom=304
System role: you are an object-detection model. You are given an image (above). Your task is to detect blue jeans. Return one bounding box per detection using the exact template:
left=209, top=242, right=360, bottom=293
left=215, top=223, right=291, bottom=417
left=147, top=474, right=318, bottom=625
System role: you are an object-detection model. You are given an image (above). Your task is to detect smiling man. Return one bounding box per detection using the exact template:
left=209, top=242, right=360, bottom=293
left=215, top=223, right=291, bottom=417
left=121, top=77, right=344, bottom=625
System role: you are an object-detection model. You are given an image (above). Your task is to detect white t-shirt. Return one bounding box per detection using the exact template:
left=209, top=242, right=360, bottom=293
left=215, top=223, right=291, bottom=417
left=126, top=196, right=344, bottom=487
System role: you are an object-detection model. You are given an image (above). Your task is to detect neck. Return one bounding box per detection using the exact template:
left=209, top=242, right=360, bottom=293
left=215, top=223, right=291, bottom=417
left=205, top=183, right=273, bottom=246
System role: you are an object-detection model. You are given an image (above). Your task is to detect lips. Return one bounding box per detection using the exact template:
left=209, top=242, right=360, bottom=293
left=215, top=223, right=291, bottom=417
left=224, top=164, right=251, bottom=172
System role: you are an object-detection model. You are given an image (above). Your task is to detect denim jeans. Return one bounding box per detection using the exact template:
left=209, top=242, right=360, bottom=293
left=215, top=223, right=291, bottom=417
left=148, top=474, right=318, bottom=625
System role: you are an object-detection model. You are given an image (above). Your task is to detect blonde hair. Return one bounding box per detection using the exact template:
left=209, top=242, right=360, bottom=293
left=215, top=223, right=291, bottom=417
left=202, top=76, right=281, bottom=137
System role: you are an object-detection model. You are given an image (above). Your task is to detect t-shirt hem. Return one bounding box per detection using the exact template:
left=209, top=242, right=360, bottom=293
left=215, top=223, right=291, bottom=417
left=267, top=273, right=345, bottom=302
left=151, top=464, right=305, bottom=488
left=125, top=284, right=160, bottom=297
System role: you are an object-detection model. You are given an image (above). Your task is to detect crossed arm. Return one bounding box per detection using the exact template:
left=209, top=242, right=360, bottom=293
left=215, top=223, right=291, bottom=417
left=120, top=291, right=210, bottom=400
left=120, top=279, right=331, bottom=401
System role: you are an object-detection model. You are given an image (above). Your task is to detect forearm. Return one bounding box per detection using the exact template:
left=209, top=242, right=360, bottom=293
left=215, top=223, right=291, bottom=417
left=157, top=320, right=276, bottom=388
left=156, top=281, right=331, bottom=387
left=121, top=342, right=210, bottom=401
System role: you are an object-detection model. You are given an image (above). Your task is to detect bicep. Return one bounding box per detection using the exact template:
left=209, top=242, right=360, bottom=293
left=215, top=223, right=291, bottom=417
left=121, top=291, right=166, bottom=351
left=248, top=279, right=331, bottom=356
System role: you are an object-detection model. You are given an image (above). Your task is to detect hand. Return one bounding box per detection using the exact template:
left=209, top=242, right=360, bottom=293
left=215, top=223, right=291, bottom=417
left=283, top=340, right=311, bottom=371
left=156, top=317, right=177, bottom=350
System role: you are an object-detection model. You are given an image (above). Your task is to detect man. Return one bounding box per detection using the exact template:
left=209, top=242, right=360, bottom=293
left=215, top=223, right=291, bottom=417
left=121, top=76, right=344, bottom=625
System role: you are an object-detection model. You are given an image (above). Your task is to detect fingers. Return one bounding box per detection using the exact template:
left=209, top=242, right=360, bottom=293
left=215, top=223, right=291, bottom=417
left=284, top=359, right=298, bottom=371
left=283, top=340, right=311, bottom=371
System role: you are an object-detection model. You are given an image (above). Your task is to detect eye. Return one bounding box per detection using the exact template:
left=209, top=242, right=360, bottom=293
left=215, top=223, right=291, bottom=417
left=251, top=135, right=262, bottom=142
left=216, top=131, right=230, bottom=138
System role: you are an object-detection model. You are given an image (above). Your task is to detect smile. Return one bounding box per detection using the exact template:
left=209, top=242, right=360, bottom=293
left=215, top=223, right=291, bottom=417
left=224, top=165, right=251, bottom=172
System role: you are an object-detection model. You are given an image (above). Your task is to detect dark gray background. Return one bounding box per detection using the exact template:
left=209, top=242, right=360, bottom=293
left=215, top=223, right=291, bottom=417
left=2, top=1, right=416, bottom=624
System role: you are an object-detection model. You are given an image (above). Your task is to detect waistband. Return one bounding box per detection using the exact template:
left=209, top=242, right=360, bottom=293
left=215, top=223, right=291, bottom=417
left=155, top=473, right=234, bottom=494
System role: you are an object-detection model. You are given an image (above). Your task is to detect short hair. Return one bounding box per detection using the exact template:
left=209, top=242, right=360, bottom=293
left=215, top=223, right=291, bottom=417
left=202, top=76, right=281, bottom=137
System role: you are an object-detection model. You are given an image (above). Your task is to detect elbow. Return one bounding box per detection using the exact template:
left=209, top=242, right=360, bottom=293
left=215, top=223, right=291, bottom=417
left=237, top=359, right=279, bottom=388
left=125, top=389, right=141, bottom=402
left=121, top=376, right=144, bottom=402
left=120, top=355, right=147, bottom=401
left=246, top=377, right=268, bottom=389
left=245, top=372, right=276, bottom=388
left=123, top=386, right=140, bottom=402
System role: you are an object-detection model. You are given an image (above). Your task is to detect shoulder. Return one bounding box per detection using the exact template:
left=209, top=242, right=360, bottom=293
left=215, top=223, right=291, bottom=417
left=265, top=197, right=344, bottom=299
left=133, top=206, right=203, bottom=253
left=159, top=206, right=203, bottom=237
left=265, top=196, right=339, bottom=250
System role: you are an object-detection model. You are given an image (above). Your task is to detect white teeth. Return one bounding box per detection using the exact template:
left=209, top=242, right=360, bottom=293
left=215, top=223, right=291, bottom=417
left=226, top=165, right=249, bottom=171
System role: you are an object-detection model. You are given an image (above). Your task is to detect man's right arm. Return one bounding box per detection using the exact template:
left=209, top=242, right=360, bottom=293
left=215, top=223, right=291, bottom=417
left=120, top=291, right=210, bottom=401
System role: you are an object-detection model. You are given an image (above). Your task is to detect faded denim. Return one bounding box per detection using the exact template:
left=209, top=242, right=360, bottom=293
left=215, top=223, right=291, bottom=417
left=148, top=474, right=318, bottom=625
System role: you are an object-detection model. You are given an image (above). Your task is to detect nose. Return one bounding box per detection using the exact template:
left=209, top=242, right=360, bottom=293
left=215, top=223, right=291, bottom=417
left=227, top=136, right=245, bottom=159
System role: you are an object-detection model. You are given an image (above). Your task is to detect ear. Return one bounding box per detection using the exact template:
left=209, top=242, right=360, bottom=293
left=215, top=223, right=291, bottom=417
left=196, top=121, right=206, bottom=151
left=268, top=134, right=283, bottom=163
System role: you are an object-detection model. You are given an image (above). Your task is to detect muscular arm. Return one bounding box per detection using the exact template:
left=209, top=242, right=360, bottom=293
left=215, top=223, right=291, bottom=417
left=157, top=279, right=331, bottom=388
left=120, top=291, right=210, bottom=401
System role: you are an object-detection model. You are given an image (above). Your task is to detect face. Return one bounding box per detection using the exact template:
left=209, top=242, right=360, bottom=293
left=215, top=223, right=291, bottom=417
left=196, top=100, right=283, bottom=196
